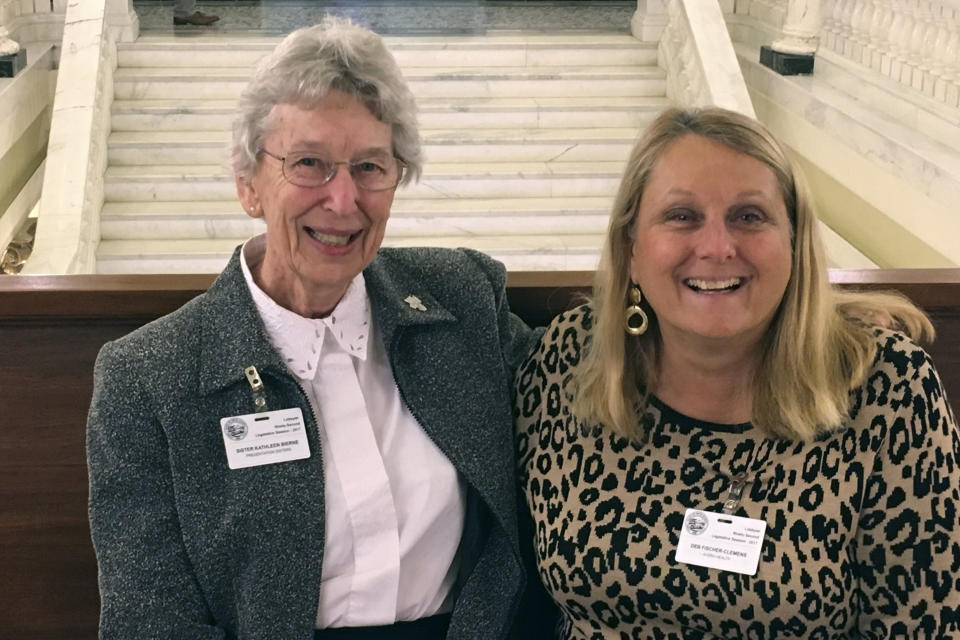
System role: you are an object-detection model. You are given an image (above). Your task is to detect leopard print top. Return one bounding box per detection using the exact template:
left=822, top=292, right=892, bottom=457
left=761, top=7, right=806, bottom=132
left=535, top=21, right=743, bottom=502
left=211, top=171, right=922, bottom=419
left=515, top=305, right=960, bottom=640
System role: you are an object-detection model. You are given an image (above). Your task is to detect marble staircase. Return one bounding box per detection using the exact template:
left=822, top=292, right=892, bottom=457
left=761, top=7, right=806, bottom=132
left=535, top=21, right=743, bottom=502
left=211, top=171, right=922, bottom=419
left=99, top=32, right=670, bottom=273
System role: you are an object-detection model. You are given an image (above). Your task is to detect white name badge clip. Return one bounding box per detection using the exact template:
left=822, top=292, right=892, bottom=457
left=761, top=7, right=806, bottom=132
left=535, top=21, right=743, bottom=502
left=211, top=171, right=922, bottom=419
left=675, top=473, right=766, bottom=576
left=220, top=408, right=311, bottom=469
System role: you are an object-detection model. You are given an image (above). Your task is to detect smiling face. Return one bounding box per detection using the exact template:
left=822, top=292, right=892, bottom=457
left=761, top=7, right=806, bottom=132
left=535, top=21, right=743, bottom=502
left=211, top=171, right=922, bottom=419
left=235, top=90, right=395, bottom=317
left=629, top=134, right=793, bottom=354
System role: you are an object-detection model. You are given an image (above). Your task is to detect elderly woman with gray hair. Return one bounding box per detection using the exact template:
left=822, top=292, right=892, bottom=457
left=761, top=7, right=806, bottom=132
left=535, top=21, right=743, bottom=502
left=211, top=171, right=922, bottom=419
left=87, top=18, right=535, bottom=640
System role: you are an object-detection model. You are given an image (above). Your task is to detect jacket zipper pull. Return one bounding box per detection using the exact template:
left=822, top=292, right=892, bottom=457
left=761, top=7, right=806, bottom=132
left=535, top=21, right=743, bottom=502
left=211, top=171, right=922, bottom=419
left=244, top=366, right=268, bottom=413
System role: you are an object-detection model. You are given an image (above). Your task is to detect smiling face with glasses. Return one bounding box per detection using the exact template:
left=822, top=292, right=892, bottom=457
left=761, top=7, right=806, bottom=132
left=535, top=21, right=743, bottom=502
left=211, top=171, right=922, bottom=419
left=235, top=90, right=399, bottom=318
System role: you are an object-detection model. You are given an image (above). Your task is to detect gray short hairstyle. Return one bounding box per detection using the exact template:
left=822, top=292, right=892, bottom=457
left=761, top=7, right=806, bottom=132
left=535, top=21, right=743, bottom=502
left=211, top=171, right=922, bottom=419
left=231, top=16, right=422, bottom=184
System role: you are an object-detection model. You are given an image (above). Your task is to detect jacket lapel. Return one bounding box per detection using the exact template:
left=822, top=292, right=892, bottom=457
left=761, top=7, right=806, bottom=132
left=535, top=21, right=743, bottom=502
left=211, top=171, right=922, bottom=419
left=192, top=249, right=327, bottom=635
left=364, top=255, right=518, bottom=549
left=197, top=249, right=288, bottom=397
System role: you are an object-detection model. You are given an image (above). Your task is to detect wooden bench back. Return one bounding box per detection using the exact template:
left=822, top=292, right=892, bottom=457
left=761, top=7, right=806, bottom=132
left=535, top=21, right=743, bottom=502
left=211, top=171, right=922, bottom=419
left=1, top=269, right=957, bottom=638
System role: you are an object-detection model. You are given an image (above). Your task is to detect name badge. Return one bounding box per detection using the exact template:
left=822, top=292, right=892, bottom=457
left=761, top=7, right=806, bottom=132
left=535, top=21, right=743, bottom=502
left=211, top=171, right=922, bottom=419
left=675, top=508, right=767, bottom=575
left=220, top=408, right=311, bottom=469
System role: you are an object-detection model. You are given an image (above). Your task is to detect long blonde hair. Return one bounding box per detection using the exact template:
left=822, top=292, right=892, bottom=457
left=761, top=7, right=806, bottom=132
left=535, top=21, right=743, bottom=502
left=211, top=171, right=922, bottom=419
left=574, top=107, right=933, bottom=441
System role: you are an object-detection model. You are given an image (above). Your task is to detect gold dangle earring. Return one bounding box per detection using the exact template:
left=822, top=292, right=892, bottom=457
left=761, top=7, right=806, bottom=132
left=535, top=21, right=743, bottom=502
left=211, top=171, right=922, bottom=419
left=624, top=284, right=649, bottom=336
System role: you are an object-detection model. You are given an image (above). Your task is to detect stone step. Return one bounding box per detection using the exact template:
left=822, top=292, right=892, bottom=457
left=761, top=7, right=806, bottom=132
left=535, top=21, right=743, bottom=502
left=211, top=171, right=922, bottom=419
left=118, top=33, right=659, bottom=68
left=112, top=65, right=666, bottom=100
left=98, top=31, right=664, bottom=273
left=107, top=127, right=640, bottom=165
left=95, top=235, right=605, bottom=274
left=96, top=198, right=872, bottom=266
left=99, top=197, right=614, bottom=240
left=103, top=161, right=626, bottom=201
left=111, top=96, right=671, bottom=131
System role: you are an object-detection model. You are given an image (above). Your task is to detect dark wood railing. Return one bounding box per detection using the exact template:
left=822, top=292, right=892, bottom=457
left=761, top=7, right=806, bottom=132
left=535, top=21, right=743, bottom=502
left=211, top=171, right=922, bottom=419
left=0, top=269, right=957, bottom=638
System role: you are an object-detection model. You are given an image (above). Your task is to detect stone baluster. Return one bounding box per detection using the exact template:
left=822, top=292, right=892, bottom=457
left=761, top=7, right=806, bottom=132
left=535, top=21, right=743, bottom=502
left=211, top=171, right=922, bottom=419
left=903, top=4, right=922, bottom=85
left=853, top=0, right=879, bottom=63
left=937, top=25, right=960, bottom=107
left=865, top=0, right=894, bottom=71
left=837, top=0, right=856, bottom=56
left=908, top=5, right=937, bottom=90
left=925, top=20, right=953, bottom=96
left=846, top=0, right=868, bottom=59
left=881, top=0, right=908, bottom=77
left=893, top=3, right=919, bottom=84
left=827, top=0, right=847, bottom=53
left=821, top=0, right=837, bottom=51
left=834, top=0, right=853, bottom=53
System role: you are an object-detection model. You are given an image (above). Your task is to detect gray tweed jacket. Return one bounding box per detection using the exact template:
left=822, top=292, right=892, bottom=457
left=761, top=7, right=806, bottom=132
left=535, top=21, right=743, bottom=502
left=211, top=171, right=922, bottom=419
left=87, top=246, right=536, bottom=640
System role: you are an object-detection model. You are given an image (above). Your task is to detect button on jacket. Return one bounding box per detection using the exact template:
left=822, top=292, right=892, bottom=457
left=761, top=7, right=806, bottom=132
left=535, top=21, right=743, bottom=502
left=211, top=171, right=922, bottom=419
left=87, top=246, right=537, bottom=640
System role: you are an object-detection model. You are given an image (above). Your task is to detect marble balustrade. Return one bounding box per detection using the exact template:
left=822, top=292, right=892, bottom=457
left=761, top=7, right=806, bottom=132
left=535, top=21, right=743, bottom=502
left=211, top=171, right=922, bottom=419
left=821, top=0, right=960, bottom=106
left=656, top=0, right=756, bottom=115
left=733, top=0, right=960, bottom=107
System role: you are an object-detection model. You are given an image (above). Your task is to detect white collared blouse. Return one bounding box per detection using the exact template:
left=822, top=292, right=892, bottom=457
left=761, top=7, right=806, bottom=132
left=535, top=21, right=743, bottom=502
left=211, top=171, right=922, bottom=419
left=241, top=236, right=466, bottom=628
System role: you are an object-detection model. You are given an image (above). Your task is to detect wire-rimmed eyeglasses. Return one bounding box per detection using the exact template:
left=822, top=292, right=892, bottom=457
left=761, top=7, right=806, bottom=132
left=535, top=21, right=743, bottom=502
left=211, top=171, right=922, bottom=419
left=260, top=149, right=405, bottom=192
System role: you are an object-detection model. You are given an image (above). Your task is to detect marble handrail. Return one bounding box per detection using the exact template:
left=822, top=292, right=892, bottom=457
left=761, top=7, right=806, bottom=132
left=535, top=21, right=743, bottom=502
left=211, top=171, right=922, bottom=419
left=23, top=1, right=114, bottom=274
left=18, top=0, right=137, bottom=275
left=659, top=0, right=757, bottom=115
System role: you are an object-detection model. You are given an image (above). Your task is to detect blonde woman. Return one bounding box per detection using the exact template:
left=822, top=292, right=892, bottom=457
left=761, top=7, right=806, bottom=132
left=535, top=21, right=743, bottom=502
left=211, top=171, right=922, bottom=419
left=515, top=107, right=959, bottom=639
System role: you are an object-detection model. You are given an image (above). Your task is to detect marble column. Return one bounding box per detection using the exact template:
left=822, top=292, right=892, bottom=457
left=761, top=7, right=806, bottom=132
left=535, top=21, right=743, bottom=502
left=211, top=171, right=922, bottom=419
left=0, top=15, right=25, bottom=78
left=760, top=0, right=820, bottom=73
left=632, top=0, right=669, bottom=42
left=0, top=22, right=21, bottom=56
left=772, top=0, right=822, bottom=55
